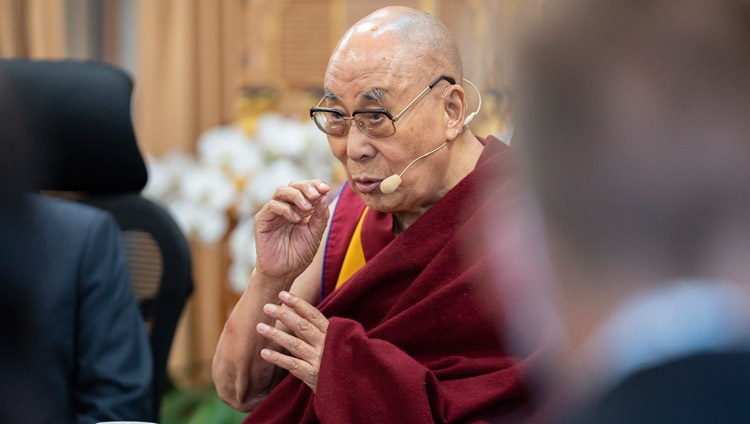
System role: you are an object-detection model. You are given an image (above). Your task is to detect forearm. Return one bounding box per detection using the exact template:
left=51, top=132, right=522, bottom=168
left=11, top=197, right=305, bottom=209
left=212, top=269, right=296, bottom=411
left=213, top=179, right=331, bottom=411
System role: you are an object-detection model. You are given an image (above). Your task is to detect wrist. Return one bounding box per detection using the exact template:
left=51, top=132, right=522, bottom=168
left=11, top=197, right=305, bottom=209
left=249, top=268, right=296, bottom=295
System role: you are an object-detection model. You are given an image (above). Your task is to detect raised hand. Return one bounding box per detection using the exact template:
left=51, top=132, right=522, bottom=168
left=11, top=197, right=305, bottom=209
left=256, top=291, right=329, bottom=393
left=254, top=180, right=331, bottom=283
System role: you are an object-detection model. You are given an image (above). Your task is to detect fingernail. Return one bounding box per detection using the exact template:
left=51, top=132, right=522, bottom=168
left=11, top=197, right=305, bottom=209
left=279, top=291, right=291, bottom=301
left=260, top=349, right=270, bottom=358
left=257, top=323, right=269, bottom=333
left=263, top=304, right=277, bottom=313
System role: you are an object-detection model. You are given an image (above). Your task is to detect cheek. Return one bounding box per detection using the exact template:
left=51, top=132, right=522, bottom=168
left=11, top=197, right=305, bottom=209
left=375, top=142, right=413, bottom=173
left=328, top=138, right=347, bottom=163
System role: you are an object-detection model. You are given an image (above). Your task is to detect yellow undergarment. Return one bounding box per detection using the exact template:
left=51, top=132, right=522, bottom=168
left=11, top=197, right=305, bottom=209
left=335, top=207, right=369, bottom=289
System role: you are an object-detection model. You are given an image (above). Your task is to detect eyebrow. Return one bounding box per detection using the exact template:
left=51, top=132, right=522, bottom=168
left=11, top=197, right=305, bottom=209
left=321, top=87, right=388, bottom=105
left=361, top=88, right=387, bottom=103
left=322, top=89, right=339, bottom=101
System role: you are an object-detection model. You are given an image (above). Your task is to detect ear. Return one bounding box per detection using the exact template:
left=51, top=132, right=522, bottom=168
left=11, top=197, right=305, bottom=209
left=442, top=85, right=466, bottom=141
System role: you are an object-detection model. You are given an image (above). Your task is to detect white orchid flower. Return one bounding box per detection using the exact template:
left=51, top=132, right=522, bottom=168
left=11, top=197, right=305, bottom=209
left=244, top=159, right=308, bottom=211
left=180, top=166, right=236, bottom=212
left=227, top=217, right=257, bottom=293
left=256, top=114, right=308, bottom=159
left=228, top=261, right=253, bottom=294
left=167, top=200, right=229, bottom=244
left=143, top=151, right=198, bottom=202
left=197, top=125, right=263, bottom=176
left=229, top=217, right=256, bottom=265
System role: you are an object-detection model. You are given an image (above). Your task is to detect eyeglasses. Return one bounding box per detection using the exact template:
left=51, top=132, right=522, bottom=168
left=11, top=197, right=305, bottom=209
left=310, top=75, right=456, bottom=138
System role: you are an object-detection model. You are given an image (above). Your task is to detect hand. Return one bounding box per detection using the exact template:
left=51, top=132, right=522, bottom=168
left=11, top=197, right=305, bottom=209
left=254, top=180, right=330, bottom=282
left=256, top=291, right=329, bottom=393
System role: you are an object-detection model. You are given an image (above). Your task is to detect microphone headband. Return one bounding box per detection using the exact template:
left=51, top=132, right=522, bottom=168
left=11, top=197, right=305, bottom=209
left=462, top=78, right=482, bottom=125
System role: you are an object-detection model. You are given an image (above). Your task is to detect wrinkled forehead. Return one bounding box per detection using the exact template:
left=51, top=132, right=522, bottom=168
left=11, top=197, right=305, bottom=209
left=322, top=34, right=416, bottom=106
left=321, top=70, right=413, bottom=107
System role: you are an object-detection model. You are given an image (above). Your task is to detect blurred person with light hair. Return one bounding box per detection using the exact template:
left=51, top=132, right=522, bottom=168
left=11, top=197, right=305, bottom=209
left=507, top=0, right=750, bottom=422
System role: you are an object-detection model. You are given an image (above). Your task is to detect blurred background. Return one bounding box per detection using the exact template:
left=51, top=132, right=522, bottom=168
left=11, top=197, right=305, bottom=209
left=1, top=0, right=543, bottom=421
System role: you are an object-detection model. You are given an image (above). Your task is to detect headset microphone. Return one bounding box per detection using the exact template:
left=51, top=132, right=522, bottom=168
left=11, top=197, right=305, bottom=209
left=462, top=78, right=482, bottom=126
left=380, top=79, right=482, bottom=194
left=380, top=141, right=449, bottom=194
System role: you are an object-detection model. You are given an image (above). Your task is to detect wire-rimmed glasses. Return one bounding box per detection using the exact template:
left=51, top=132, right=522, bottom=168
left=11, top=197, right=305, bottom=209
left=309, top=75, right=456, bottom=138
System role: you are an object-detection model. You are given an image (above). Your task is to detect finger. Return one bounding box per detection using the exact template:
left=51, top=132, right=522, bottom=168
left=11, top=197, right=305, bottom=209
left=311, top=179, right=332, bottom=194
left=272, top=185, right=315, bottom=214
left=288, top=180, right=331, bottom=203
left=263, top=182, right=330, bottom=227
left=260, top=347, right=319, bottom=392
left=311, top=193, right=330, bottom=223
left=289, top=180, right=331, bottom=209
left=263, top=302, right=325, bottom=346
left=256, top=322, right=317, bottom=362
left=256, top=194, right=329, bottom=228
left=259, top=347, right=314, bottom=381
left=279, top=291, right=329, bottom=334
left=257, top=198, right=303, bottom=224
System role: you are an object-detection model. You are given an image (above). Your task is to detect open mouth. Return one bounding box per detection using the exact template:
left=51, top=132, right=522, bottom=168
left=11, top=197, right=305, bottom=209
left=352, top=178, right=382, bottom=194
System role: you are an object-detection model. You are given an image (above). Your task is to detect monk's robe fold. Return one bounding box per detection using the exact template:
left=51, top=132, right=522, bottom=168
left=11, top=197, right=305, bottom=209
left=245, top=136, right=542, bottom=423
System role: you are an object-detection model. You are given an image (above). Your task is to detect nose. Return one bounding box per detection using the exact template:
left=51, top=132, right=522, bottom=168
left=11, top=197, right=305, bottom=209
left=345, top=124, right=376, bottom=163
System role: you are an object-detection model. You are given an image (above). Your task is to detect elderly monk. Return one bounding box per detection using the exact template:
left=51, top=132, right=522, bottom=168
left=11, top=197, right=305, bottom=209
left=213, top=6, right=540, bottom=423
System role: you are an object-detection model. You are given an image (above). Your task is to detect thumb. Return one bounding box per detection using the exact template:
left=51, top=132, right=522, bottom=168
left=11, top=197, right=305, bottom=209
left=310, top=193, right=329, bottom=230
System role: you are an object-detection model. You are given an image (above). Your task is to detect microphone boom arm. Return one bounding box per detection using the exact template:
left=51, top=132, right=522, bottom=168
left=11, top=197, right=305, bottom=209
left=380, top=141, right=448, bottom=194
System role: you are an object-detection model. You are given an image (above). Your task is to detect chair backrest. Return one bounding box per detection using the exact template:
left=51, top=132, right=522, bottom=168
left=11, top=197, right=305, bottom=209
left=0, top=58, right=194, bottom=422
left=0, top=59, right=148, bottom=193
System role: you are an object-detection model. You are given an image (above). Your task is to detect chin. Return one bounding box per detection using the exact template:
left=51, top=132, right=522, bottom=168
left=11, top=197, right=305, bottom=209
left=358, top=192, right=401, bottom=214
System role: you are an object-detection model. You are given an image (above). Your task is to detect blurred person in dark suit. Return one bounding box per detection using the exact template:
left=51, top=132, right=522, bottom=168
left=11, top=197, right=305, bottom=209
left=506, top=0, right=750, bottom=422
left=0, top=69, right=152, bottom=424
left=0, top=58, right=45, bottom=424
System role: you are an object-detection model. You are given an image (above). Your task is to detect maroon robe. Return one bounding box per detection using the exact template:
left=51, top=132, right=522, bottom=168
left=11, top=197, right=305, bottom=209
left=244, top=136, right=542, bottom=423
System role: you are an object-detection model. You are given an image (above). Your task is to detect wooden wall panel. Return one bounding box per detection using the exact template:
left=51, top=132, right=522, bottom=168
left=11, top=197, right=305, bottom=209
left=280, top=0, right=332, bottom=89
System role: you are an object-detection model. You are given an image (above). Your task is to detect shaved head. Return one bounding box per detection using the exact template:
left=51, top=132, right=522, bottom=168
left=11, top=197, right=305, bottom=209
left=330, top=6, right=462, bottom=82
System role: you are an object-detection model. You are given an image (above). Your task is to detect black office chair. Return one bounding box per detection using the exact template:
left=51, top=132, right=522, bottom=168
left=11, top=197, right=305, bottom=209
left=0, top=58, right=194, bottom=422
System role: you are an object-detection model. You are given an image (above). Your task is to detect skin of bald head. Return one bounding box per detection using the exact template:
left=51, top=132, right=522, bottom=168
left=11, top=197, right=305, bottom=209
left=322, top=6, right=481, bottom=230
left=331, top=7, right=463, bottom=83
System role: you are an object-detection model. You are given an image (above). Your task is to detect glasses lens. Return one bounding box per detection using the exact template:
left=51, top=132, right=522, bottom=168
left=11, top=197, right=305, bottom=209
left=354, top=111, right=394, bottom=138
left=313, top=111, right=347, bottom=136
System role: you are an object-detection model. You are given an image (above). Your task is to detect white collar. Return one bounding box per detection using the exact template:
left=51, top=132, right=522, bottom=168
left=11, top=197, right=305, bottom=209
left=582, top=279, right=750, bottom=392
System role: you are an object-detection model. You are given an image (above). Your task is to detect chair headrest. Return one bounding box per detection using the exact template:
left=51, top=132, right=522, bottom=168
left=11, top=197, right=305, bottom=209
left=0, top=59, right=147, bottom=194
